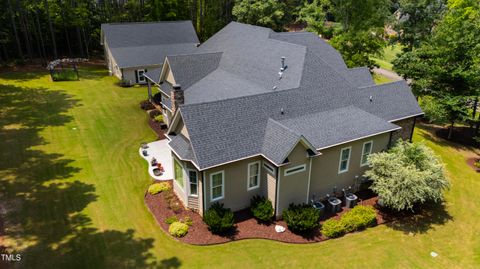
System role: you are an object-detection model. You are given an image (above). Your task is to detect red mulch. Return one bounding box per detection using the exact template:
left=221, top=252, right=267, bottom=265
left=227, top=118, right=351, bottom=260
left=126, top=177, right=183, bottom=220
left=148, top=118, right=166, bottom=140
left=466, top=157, right=480, bottom=173
left=145, top=183, right=402, bottom=245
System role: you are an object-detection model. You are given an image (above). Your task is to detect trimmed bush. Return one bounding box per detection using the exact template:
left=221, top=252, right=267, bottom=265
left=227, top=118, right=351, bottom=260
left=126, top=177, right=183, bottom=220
left=341, top=205, right=377, bottom=233
left=283, top=203, right=320, bottom=233
left=165, top=216, right=179, bottom=224
left=154, top=114, right=164, bottom=123
left=203, top=203, right=235, bottom=234
left=148, top=109, right=161, bottom=119
left=321, top=205, right=377, bottom=238
left=250, top=196, right=274, bottom=222
left=140, top=100, right=155, bottom=110
left=147, top=182, right=170, bottom=195
left=321, top=219, right=346, bottom=238
left=169, top=221, right=189, bottom=238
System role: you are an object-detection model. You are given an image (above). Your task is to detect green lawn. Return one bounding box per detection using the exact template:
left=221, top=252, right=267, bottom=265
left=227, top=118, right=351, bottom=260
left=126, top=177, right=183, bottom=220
left=373, top=73, right=393, bottom=85
left=1, top=66, right=480, bottom=268
left=372, top=44, right=403, bottom=71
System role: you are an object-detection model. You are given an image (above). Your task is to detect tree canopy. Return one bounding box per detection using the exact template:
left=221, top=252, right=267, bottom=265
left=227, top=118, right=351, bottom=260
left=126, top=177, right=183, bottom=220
left=232, top=0, right=286, bottom=31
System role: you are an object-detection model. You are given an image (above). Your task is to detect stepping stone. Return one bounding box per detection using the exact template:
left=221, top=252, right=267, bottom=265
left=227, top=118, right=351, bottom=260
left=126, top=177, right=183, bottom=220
left=275, top=225, right=286, bottom=233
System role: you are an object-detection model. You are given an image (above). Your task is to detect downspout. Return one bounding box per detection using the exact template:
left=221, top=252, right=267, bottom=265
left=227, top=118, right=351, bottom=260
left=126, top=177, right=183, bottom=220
left=275, top=167, right=281, bottom=219
left=409, top=117, right=417, bottom=142
left=202, top=171, right=206, bottom=215
left=306, top=157, right=312, bottom=204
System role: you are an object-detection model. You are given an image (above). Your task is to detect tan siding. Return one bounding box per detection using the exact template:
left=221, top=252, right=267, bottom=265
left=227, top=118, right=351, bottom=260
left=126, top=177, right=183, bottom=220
left=309, top=133, right=390, bottom=199
left=277, top=143, right=310, bottom=217
left=166, top=69, right=176, bottom=85
left=173, top=120, right=190, bottom=139
left=204, top=156, right=266, bottom=212
left=104, top=41, right=122, bottom=79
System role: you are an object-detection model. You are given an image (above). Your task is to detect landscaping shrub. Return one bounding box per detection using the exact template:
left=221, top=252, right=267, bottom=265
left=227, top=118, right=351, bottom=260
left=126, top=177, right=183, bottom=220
left=154, top=114, right=164, bottom=123
left=203, top=203, right=235, bottom=234
left=366, top=140, right=449, bottom=211
left=321, top=205, right=377, bottom=238
left=163, top=189, right=182, bottom=213
left=250, top=195, right=274, bottom=222
left=321, top=219, right=346, bottom=238
left=341, top=205, right=377, bottom=233
left=140, top=100, right=155, bottom=110
left=283, top=203, right=320, bottom=233
left=474, top=160, right=480, bottom=168
left=147, top=182, right=170, bottom=195
left=149, top=109, right=161, bottom=119
left=183, top=216, right=193, bottom=226
left=165, top=215, right=179, bottom=224
left=168, top=221, right=189, bottom=238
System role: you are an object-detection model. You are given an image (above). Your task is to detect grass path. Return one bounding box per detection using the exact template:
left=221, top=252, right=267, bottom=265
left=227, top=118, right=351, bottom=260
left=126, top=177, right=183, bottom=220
left=1, top=66, right=479, bottom=268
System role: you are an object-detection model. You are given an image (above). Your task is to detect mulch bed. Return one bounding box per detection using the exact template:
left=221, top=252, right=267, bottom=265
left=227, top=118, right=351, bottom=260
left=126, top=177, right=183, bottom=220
left=145, top=182, right=401, bottom=245
left=148, top=118, right=166, bottom=140
left=466, top=157, right=480, bottom=173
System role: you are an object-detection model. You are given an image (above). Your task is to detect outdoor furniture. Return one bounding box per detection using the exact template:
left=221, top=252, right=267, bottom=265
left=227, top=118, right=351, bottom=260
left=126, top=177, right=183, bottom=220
left=151, top=157, right=157, bottom=166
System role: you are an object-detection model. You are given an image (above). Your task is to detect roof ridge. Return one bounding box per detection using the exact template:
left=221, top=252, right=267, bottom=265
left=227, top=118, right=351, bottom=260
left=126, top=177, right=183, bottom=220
left=167, top=51, right=223, bottom=59
left=102, top=20, right=192, bottom=26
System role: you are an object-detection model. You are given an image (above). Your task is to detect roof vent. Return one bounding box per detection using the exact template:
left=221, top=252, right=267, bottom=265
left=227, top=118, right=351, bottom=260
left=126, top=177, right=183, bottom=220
left=272, top=85, right=278, bottom=90
left=196, top=43, right=201, bottom=47
left=280, top=107, right=285, bottom=115
left=281, top=56, right=286, bottom=69
left=369, top=95, right=373, bottom=102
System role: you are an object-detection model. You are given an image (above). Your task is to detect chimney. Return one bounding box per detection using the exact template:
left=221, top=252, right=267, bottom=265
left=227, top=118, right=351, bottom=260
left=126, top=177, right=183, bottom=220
left=171, top=84, right=184, bottom=113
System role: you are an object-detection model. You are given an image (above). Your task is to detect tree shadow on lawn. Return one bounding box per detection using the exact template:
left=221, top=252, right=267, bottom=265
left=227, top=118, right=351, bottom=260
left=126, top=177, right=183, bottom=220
left=382, top=202, right=453, bottom=235
left=0, top=84, right=179, bottom=268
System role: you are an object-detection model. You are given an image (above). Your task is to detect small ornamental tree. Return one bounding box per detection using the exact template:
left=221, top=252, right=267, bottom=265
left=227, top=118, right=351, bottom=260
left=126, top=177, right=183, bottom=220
left=365, top=140, right=449, bottom=211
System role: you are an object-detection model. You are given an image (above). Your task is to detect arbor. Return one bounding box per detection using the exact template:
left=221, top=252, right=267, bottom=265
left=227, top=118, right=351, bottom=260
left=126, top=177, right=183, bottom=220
left=365, top=141, right=449, bottom=211
left=232, top=0, right=286, bottom=31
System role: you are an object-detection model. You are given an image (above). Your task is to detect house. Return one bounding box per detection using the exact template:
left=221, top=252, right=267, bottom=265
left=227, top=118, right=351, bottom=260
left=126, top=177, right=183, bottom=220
left=101, top=21, right=199, bottom=84
left=147, top=22, right=423, bottom=218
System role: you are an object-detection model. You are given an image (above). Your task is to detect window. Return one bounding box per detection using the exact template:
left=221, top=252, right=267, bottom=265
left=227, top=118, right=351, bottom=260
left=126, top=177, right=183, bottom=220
left=188, top=170, right=198, bottom=196
left=284, top=164, right=306, bottom=176
left=210, top=171, right=224, bottom=201
left=361, top=141, right=373, bottom=166
left=247, top=162, right=260, bottom=190
left=263, top=162, right=276, bottom=175
left=338, top=147, right=352, bottom=173
left=174, top=159, right=184, bottom=187
left=137, top=69, right=146, bottom=83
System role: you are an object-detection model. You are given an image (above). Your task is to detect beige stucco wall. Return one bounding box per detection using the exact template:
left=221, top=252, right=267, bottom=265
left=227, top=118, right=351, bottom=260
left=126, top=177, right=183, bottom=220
left=309, top=133, right=391, bottom=200
left=203, top=156, right=268, bottom=212
left=277, top=143, right=311, bottom=217
left=173, top=120, right=190, bottom=139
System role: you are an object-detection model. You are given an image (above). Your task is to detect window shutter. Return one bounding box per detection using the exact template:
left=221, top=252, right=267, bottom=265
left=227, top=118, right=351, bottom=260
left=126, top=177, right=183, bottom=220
left=135, top=70, right=139, bottom=83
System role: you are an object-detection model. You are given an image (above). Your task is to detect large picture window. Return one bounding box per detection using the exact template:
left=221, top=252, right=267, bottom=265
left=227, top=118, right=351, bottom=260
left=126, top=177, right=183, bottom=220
left=361, top=141, right=373, bottom=167
left=188, top=170, right=198, bottom=196
left=210, top=171, right=224, bottom=202
left=338, top=147, right=351, bottom=174
left=247, top=162, right=260, bottom=190
left=174, top=159, right=184, bottom=187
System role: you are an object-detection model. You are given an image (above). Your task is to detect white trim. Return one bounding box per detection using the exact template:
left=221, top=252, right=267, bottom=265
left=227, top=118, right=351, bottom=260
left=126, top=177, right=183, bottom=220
left=210, top=170, right=225, bottom=202
left=247, top=161, right=261, bottom=191
left=262, top=161, right=276, bottom=176
left=388, top=113, right=424, bottom=123
left=306, top=157, right=312, bottom=203
left=284, top=164, right=307, bottom=176
left=360, top=141, right=373, bottom=167
left=202, top=171, right=206, bottom=213
left=317, top=128, right=400, bottom=151
left=338, top=146, right=352, bottom=174
left=187, top=169, right=199, bottom=197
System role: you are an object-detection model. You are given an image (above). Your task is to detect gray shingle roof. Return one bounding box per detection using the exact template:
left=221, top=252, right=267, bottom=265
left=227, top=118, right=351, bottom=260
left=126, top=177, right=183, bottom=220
left=167, top=134, right=197, bottom=164
left=163, top=22, right=422, bottom=170
left=101, top=21, right=199, bottom=69
left=279, top=106, right=400, bottom=149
